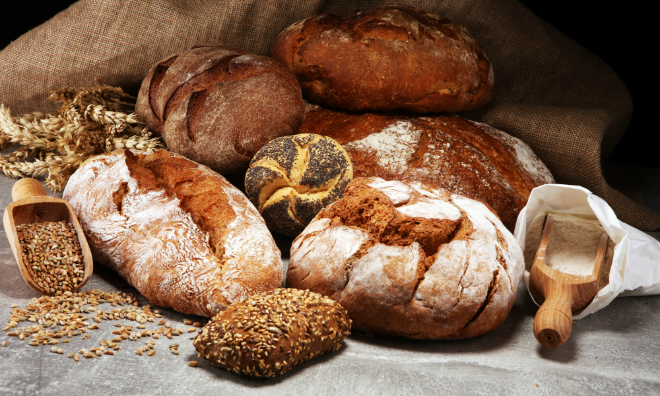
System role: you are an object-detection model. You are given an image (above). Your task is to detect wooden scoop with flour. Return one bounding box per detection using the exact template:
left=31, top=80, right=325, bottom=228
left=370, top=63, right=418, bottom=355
left=529, top=213, right=609, bottom=348
left=3, top=178, right=93, bottom=295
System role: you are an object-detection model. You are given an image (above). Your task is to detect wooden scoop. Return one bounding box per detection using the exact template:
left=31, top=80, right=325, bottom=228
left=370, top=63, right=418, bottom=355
left=3, top=178, right=93, bottom=295
left=529, top=215, right=608, bottom=348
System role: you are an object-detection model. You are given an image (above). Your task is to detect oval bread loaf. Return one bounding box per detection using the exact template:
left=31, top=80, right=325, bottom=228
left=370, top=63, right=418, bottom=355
left=245, top=134, right=353, bottom=237
left=193, top=288, right=352, bottom=377
left=63, top=150, right=284, bottom=317
left=288, top=177, right=525, bottom=339
left=136, top=45, right=305, bottom=174
left=271, top=5, right=493, bottom=112
left=300, top=106, right=554, bottom=231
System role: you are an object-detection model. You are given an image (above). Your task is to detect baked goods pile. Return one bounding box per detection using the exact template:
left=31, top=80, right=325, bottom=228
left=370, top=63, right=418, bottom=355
left=288, top=177, right=524, bottom=339
left=245, top=134, right=353, bottom=236
left=37, top=3, right=555, bottom=377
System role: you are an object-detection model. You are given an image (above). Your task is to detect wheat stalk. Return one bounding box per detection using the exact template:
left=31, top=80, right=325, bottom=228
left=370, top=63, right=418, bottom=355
left=0, top=85, right=166, bottom=191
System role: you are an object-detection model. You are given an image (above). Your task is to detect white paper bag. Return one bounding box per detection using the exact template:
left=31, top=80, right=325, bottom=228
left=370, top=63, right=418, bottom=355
left=514, top=184, right=660, bottom=319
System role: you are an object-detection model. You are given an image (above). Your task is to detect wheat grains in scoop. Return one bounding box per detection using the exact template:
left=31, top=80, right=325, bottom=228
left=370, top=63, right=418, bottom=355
left=193, top=288, right=351, bottom=377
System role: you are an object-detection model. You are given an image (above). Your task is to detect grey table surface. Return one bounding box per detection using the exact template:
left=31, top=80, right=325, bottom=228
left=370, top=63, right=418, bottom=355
left=1, top=166, right=659, bottom=396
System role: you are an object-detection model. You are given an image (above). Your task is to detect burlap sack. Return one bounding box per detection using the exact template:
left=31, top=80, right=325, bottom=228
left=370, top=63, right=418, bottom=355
left=1, top=0, right=658, bottom=231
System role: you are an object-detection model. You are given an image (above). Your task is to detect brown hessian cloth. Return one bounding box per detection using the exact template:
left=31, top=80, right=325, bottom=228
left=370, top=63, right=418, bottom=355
left=1, top=0, right=658, bottom=231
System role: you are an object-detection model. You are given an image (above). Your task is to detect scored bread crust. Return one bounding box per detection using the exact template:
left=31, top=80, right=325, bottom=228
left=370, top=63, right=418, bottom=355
left=299, top=106, right=554, bottom=231
left=63, top=150, right=284, bottom=317
left=271, top=5, right=493, bottom=112
left=287, top=177, right=524, bottom=339
left=136, top=45, right=305, bottom=174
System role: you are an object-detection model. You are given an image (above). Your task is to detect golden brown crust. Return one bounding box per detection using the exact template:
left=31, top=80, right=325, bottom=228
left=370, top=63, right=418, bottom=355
left=194, top=288, right=351, bottom=377
left=271, top=5, right=493, bottom=112
left=63, top=150, right=284, bottom=317
left=298, top=107, right=554, bottom=231
left=136, top=45, right=305, bottom=174
left=288, top=177, right=525, bottom=339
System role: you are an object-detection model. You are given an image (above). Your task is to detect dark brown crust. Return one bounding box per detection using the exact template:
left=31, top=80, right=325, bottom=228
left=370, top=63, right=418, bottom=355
left=136, top=45, right=306, bottom=174
left=271, top=5, right=493, bottom=112
left=298, top=107, right=554, bottom=231
left=245, top=134, right=353, bottom=237
left=194, top=288, right=351, bottom=377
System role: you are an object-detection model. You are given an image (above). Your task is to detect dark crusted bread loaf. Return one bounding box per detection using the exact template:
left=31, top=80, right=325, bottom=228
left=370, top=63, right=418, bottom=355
left=245, top=134, right=353, bottom=236
left=299, top=106, right=554, bottom=231
left=63, top=150, right=284, bottom=317
left=271, top=5, right=493, bottom=112
left=193, top=288, right=351, bottom=377
left=136, top=45, right=305, bottom=174
left=288, top=177, right=524, bottom=339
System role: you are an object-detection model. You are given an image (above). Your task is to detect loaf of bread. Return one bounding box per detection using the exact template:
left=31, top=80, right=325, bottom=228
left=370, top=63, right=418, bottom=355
left=245, top=134, right=353, bottom=237
left=288, top=177, right=525, bottom=339
left=299, top=106, right=554, bottom=231
left=136, top=45, right=305, bottom=174
left=271, top=5, right=493, bottom=112
left=193, top=288, right=351, bottom=377
left=62, top=150, right=284, bottom=317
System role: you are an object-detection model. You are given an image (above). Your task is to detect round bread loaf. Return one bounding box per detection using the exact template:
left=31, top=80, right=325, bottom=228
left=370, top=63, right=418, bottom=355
left=271, top=5, right=493, bottom=112
left=136, top=45, right=305, bottom=174
left=63, top=150, right=284, bottom=317
left=288, top=177, right=525, bottom=339
left=299, top=105, right=554, bottom=231
left=194, top=288, right=351, bottom=377
left=245, top=134, right=352, bottom=237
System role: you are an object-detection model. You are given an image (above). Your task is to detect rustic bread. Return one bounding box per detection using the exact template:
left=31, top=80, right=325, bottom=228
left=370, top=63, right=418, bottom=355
left=299, top=106, right=554, bottom=231
left=62, top=150, right=284, bottom=317
left=194, top=288, right=351, bottom=377
left=288, top=177, right=525, bottom=339
left=245, top=134, right=353, bottom=237
left=136, top=45, right=305, bottom=174
left=271, top=5, right=493, bottom=112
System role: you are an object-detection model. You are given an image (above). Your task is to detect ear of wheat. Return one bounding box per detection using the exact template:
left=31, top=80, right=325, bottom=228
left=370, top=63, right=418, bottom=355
left=0, top=85, right=166, bottom=191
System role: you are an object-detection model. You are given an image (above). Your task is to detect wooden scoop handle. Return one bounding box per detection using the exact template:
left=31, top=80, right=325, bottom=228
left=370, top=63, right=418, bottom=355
left=533, top=284, right=573, bottom=348
left=12, top=178, right=47, bottom=202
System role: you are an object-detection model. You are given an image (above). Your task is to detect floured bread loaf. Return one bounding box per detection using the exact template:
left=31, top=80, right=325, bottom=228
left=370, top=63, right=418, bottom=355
left=63, top=150, right=284, bottom=317
left=299, top=106, right=554, bottom=231
left=287, top=177, right=525, bottom=339
left=245, top=134, right=352, bottom=236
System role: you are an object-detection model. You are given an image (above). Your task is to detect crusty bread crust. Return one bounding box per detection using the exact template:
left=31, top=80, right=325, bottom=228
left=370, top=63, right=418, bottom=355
left=136, top=45, right=305, bottom=174
left=63, top=150, right=284, bottom=317
left=287, top=177, right=525, bottom=339
left=271, top=5, right=494, bottom=112
left=194, top=288, right=351, bottom=377
left=299, top=107, right=554, bottom=231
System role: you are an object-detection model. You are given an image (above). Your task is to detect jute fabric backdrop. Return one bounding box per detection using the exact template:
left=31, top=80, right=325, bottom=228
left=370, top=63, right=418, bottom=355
left=1, top=0, right=658, bottom=231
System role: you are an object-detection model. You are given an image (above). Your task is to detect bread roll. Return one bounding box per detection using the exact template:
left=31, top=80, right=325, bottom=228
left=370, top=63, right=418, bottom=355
left=271, top=5, right=493, bottom=112
left=288, top=177, right=525, bottom=339
left=136, top=45, right=305, bottom=174
left=299, top=106, right=554, bottom=231
left=194, top=288, right=351, bottom=377
left=62, top=150, right=284, bottom=317
left=245, top=134, right=353, bottom=236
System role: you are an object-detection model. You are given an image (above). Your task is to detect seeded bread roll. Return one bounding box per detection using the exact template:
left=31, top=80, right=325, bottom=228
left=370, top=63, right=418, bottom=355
left=245, top=134, right=352, bottom=237
left=136, top=45, right=305, bottom=174
left=193, top=288, right=351, bottom=377
left=63, top=150, right=284, bottom=317
left=271, top=5, right=493, bottom=112
left=288, top=177, right=525, bottom=339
